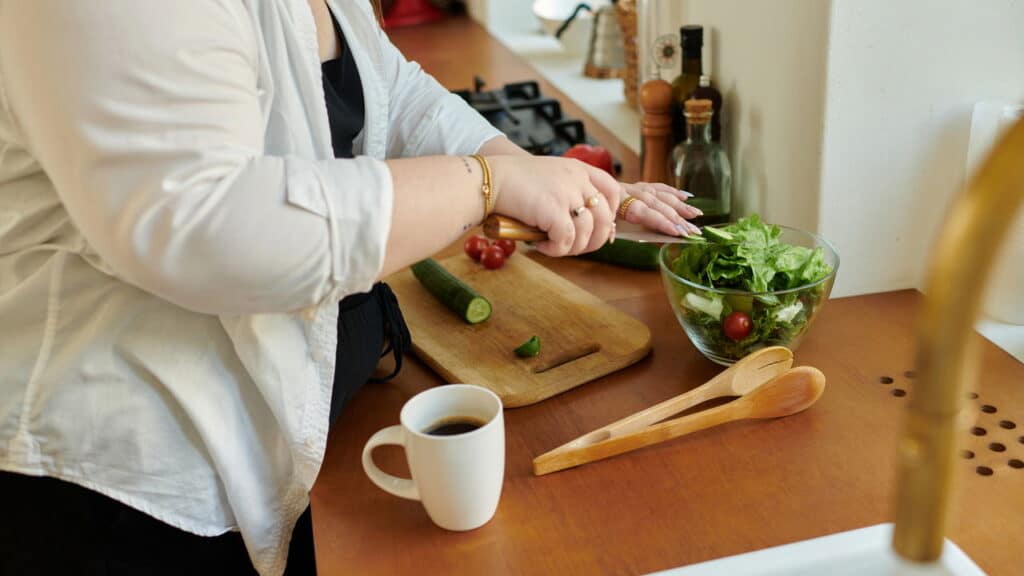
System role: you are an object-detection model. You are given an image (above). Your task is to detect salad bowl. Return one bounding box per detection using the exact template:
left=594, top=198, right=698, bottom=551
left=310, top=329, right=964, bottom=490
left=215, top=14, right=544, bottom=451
left=659, top=216, right=840, bottom=366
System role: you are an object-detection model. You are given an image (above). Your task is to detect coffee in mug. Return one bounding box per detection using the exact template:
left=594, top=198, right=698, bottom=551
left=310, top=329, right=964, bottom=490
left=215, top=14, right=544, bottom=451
left=362, top=384, right=504, bottom=531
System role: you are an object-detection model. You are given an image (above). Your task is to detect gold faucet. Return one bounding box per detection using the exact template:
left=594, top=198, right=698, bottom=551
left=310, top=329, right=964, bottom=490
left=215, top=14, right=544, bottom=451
left=892, top=117, right=1024, bottom=561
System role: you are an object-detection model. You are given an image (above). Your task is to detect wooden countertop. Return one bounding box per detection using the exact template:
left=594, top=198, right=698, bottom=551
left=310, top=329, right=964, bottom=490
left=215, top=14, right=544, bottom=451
left=311, top=17, right=1024, bottom=575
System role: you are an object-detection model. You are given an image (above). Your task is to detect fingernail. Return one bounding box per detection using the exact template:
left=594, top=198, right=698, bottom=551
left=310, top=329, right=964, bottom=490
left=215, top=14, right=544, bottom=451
left=675, top=223, right=689, bottom=237
left=691, top=206, right=704, bottom=216
left=687, top=222, right=703, bottom=235
left=610, top=223, right=617, bottom=244
left=679, top=189, right=694, bottom=198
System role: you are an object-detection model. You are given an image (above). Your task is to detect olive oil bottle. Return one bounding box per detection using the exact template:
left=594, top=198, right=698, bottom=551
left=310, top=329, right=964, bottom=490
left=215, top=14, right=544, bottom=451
left=669, top=99, right=731, bottom=225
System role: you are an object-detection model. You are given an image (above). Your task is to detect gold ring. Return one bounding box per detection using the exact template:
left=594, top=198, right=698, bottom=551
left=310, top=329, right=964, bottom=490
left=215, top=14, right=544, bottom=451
left=571, top=205, right=587, bottom=217
left=617, top=196, right=637, bottom=219
left=585, top=195, right=601, bottom=208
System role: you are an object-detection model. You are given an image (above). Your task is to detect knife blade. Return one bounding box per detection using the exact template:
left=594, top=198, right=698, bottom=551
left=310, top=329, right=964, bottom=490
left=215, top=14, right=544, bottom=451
left=482, top=215, right=698, bottom=244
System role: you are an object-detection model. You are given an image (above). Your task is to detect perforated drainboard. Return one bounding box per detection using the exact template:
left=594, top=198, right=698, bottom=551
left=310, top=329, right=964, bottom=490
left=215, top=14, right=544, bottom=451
left=876, top=370, right=1023, bottom=478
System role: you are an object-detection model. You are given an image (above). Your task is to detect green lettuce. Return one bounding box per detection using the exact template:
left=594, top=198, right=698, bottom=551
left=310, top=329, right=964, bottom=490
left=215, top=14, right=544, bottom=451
left=669, top=215, right=834, bottom=360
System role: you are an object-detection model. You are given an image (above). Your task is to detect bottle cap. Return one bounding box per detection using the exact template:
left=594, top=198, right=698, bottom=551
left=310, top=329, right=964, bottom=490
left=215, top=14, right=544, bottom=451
left=684, top=98, right=713, bottom=123
left=679, top=25, right=704, bottom=50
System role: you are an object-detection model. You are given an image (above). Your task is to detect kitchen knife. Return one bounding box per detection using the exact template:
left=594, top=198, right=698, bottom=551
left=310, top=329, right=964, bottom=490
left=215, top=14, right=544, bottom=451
left=483, top=215, right=698, bottom=244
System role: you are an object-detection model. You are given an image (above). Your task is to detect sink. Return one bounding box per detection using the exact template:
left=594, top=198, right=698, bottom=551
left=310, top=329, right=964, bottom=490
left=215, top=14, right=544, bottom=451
left=649, top=524, right=985, bottom=576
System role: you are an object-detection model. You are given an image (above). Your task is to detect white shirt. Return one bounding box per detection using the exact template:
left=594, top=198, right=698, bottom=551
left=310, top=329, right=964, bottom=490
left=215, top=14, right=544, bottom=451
left=0, top=0, right=501, bottom=573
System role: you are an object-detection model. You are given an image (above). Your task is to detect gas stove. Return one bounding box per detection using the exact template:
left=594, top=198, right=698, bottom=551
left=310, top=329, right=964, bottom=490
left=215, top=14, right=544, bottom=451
left=455, top=77, right=593, bottom=158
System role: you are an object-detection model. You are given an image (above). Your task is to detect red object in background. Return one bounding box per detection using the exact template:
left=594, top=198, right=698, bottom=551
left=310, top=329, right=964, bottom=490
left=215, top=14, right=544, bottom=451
left=382, top=0, right=445, bottom=29
left=562, top=144, right=614, bottom=175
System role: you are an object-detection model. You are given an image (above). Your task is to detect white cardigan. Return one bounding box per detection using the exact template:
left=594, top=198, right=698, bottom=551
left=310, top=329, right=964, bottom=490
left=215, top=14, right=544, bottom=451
left=0, top=0, right=500, bottom=573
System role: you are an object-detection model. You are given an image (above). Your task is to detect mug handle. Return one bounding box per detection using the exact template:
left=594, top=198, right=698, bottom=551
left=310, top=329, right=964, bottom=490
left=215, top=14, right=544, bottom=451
left=361, top=425, right=420, bottom=501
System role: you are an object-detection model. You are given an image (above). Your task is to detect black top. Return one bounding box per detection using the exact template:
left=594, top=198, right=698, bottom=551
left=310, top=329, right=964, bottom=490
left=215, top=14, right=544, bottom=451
left=322, top=20, right=410, bottom=427
left=321, top=20, right=365, bottom=159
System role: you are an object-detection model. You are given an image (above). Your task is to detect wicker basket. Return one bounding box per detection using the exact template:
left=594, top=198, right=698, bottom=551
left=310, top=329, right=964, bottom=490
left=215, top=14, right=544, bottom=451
left=615, top=0, right=639, bottom=109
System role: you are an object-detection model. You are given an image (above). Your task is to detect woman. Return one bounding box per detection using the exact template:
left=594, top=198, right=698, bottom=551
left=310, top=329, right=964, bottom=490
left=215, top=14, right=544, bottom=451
left=0, top=1, right=700, bottom=574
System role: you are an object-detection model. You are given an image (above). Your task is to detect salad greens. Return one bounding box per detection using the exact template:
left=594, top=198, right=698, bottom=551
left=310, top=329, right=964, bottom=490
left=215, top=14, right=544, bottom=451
left=668, top=215, right=835, bottom=360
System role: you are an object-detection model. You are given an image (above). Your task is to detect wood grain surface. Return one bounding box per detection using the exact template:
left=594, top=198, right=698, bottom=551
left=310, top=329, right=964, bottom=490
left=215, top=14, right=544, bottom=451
left=386, top=254, right=651, bottom=407
left=310, top=17, right=1024, bottom=576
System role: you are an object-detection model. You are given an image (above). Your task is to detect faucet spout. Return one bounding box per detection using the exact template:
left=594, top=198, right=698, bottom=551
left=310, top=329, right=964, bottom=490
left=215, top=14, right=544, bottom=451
left=893, top=117, right=1024, bottom=561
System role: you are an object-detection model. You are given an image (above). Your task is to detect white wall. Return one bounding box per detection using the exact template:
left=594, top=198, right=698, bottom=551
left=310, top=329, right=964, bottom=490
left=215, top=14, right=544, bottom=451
left=466, top=0, right=537, bottom=35
left=650, top=0, right=1024, bottom=297
left=647, top=0, right=833, bottom=236
left=817, top=0, right=1024, bottom=296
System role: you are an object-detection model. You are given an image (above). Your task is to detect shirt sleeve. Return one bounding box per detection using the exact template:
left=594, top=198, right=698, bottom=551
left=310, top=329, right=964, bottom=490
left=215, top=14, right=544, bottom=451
left=0, top=0, right=391, bottom=315
left=372, top=21, right=503, bottom=158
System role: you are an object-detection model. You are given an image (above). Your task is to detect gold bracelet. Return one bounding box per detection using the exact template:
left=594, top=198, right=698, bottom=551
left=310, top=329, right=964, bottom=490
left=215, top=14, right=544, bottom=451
left=617, top=196, right=637, bottom=220
left=469, top=154, right=493, bottom=219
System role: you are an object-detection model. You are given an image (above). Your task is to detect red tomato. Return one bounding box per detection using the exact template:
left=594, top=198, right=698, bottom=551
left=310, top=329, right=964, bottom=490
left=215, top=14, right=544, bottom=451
left=495, top=239, right=517, bottom=257
left=464, top=236, right=489, bottom=261
left=723, top=311, right=753, bottom=341
left=562, top=144, right=614, bottom=175
left=480, top=245, right=506, bottom=270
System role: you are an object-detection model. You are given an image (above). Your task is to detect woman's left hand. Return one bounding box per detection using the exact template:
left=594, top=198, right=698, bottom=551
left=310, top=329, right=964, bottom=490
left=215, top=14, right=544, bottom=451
left=617, top=181, right=703, bottom=237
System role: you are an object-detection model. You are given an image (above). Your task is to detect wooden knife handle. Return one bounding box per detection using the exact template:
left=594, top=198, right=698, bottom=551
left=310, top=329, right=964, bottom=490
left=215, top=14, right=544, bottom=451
left=482, top=215, right=547, bottom=242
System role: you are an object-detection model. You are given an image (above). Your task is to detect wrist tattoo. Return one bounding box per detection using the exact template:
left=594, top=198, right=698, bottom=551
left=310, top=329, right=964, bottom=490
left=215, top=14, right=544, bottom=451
left=461, top=156, right=473, bottom=174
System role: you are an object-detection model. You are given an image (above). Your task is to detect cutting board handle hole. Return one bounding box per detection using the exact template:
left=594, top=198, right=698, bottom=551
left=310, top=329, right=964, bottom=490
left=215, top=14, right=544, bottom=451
left=533, top=344, right=602, bottom=374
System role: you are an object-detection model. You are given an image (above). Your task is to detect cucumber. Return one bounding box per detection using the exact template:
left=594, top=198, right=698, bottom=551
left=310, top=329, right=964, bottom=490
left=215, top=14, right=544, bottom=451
left=703, top=227, right=735, bottom=243
left=411, top=259, right=492, bottom=324
left=514, top=335, right=541, bottom=358
left=576, top=239, right=660, bottom=270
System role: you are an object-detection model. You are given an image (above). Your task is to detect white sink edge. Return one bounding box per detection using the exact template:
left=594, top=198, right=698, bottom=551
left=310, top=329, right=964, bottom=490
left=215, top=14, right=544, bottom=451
left=647, top=523, right=986, bottom=576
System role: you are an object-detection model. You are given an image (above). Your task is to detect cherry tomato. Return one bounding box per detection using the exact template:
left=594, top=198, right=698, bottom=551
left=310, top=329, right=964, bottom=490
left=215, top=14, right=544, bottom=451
left=495, top=239, right=517, bottom=257
left=464, top=236, right=489, bottom=261
left=723, top=311, right=753, bottom=341
left=480, top=245, right=506, bottom=270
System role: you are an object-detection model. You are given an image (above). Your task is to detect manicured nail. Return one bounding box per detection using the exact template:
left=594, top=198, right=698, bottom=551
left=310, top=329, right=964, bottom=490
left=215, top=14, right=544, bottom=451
left=691, top=206, right=704, bottom=216
left=675, top=223, right=689, bottom=237
left=687, top=222, right=703, bottom=235
left=610, top=223, right=617, bottom=244
left=679, top=189, right=694, bottom=198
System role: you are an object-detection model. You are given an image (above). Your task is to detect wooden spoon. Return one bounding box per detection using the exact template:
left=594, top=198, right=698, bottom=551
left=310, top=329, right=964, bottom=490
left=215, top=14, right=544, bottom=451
left=563, top=346, right=793, bottom=449
left=533, top=366, right=826, bottom=476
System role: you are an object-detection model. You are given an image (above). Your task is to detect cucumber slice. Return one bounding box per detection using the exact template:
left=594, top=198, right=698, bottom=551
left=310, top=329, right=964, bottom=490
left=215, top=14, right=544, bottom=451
left=577, top=239, right=660, bottom=270
left=514, top=335, right=541, bottom=358
left=702, top=227, right=735, bottom=243
left=411, top=259, right=492, bottom=324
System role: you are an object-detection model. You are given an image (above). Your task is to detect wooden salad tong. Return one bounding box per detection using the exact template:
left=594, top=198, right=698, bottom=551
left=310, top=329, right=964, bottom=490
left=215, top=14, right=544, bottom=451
left=533, top=347, right=827, bottom=476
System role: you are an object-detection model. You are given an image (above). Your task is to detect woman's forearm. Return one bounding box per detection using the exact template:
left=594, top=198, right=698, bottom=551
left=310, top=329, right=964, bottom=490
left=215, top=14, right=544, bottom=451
left=377, top=137, right=529, bottom=279
left=378, top=154, right=491, bottom=278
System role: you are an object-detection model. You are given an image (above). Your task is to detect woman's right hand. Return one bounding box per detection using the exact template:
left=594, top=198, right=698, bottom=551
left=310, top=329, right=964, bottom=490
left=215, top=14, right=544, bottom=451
left=487, top=155, right=619, bottom=257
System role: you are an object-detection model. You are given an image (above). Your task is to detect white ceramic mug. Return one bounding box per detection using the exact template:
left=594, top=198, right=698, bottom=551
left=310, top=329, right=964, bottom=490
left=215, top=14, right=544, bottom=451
left=361, top=384, right=505, bottom=531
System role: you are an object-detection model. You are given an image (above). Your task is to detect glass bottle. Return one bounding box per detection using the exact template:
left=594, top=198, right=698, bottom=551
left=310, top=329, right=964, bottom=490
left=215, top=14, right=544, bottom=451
left=670, top=99, right=731, bottom=225
left=687, top=74, right=723, bottom=143
left=669, top=25, right=703, bottom=144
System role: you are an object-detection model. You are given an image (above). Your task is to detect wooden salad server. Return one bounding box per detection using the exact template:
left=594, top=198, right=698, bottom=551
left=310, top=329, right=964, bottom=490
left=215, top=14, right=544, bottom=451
left=534, top=364, right=825, bottom=475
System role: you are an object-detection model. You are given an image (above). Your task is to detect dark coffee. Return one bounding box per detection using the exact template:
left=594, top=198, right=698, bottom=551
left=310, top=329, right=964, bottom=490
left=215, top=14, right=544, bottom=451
left=425, top=416, right=487, bottom=436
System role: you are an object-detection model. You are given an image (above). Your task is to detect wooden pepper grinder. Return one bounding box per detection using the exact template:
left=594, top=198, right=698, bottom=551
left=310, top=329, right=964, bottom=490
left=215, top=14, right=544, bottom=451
left=639, top=77, right=674, bottom=184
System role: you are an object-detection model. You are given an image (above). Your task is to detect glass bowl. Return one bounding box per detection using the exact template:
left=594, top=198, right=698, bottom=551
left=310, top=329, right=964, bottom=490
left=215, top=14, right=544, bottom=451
left=659, top=225, right=840, bottom=366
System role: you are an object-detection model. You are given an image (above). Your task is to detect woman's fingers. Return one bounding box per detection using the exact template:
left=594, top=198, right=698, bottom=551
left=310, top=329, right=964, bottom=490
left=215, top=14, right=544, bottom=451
left=653, top=188, right=703, bottom=220
left=625, top=182, right=702, bottom=221
left=628, top=187, right=700, bottom=235
left=626, top=199, right=681, bottom=237
left=582, top=185, right=614, bottom=253
left=568, top=204, right=595, bottom=255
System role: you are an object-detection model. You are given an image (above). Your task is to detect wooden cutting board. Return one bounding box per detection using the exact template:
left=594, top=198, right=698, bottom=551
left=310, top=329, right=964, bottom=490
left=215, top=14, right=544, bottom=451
left=387, top=253, right=652, bottom=408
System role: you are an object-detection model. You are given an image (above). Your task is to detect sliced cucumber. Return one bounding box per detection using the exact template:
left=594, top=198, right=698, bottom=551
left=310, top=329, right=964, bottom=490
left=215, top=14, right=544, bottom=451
left=702, top=227, right=735, bottom=243
left=514, top=335, right=541, bottom=358
left=411, top=259, right=492, bottom=324
left=577, top=239, right=660, bottom=270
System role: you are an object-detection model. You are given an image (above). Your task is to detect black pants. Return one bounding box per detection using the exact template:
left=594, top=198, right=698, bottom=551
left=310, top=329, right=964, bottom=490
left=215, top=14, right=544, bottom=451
left=0, top=284, right=409, bottom=575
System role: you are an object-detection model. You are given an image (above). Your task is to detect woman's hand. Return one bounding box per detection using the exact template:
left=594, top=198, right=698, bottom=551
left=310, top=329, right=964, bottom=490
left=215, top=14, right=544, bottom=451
left=618, top=182, right=703, bottom=237
left=488, top=155, right=619, bottom=257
